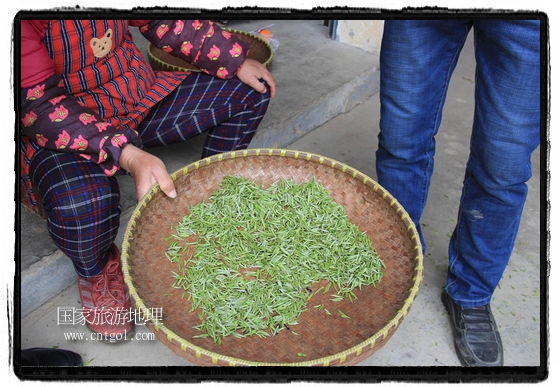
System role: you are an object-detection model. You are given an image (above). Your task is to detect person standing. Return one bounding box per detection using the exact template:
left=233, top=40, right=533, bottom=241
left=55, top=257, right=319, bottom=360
left=376, top=19, right=541, bottom=366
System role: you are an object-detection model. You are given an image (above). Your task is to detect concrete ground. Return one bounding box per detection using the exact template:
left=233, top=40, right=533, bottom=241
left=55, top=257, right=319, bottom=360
left=17, top=19, right=543, bottom=378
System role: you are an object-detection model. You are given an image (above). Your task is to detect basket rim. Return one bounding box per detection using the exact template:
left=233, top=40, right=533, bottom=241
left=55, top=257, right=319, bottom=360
left=121, top=148, right=424, bottom=366
left=147, top=28, right=274, bottom=73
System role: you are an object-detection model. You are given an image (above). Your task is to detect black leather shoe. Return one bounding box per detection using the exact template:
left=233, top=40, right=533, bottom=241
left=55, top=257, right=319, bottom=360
left=441, top=290, right=503, bottom=366
left=21, top=347, right=83, bottom=367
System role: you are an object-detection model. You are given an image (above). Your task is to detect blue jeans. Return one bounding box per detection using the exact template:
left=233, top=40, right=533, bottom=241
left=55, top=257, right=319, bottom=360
left=376, top=20, right=541, bottom=306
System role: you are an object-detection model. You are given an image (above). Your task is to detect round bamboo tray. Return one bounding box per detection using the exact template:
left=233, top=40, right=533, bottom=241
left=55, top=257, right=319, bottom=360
left=147, top=29, right=274, bottom=73
left=121, top=149, right=423, bottom=366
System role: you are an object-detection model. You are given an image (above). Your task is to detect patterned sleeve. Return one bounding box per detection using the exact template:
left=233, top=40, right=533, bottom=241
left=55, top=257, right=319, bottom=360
left=20, top=74, right=143, bottom=176
left=139, top=20, right=250, bottom=79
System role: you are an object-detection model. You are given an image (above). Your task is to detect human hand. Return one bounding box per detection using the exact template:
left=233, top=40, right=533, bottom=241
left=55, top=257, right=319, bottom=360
left=236, top=58, right=276, bottom=98
left=119, top=144, right=177, bottom=200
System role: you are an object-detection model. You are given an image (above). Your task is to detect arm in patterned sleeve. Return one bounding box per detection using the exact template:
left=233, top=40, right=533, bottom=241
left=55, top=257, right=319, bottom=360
left=20, top=20, right=142, bottom=176
left=138, top=20, right=250, bottom=79
left=20, top=74, right=142, bottom=176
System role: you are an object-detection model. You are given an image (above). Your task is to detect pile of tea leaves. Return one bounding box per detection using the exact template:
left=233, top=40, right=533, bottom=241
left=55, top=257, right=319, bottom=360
left=166, top=176, right=384, bottom=344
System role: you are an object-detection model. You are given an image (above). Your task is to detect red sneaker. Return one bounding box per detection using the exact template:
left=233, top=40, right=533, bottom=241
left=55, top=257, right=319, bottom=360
left=77, top=244, right=134, bottom=343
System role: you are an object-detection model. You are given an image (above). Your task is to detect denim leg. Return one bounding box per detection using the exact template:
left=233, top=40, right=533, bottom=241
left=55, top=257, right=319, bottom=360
left=446, top=20, right=541, bottom=306
left=376, top=20, right=472, bottom=251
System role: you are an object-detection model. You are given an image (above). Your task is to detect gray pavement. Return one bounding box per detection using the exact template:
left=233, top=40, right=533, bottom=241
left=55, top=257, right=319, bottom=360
left=18, top=19, right=542, bottom=373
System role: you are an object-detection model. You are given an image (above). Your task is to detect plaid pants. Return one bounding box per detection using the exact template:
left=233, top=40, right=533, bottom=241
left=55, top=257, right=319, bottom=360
left=24, top=72, right=270, bottom=277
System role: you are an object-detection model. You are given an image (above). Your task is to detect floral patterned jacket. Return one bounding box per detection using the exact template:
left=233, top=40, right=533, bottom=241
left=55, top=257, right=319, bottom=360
left=20, top=20, right=250, bottom=176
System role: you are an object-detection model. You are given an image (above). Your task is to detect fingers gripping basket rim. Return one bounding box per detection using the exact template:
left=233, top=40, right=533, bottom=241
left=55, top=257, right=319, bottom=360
left=121, top=148, right=423, bottom=366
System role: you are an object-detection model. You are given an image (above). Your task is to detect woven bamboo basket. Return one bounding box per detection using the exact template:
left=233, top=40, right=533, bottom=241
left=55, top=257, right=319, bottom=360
left=121, top=149, right=423, bottom=366
left=147, top=29, right=274, bottom=73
